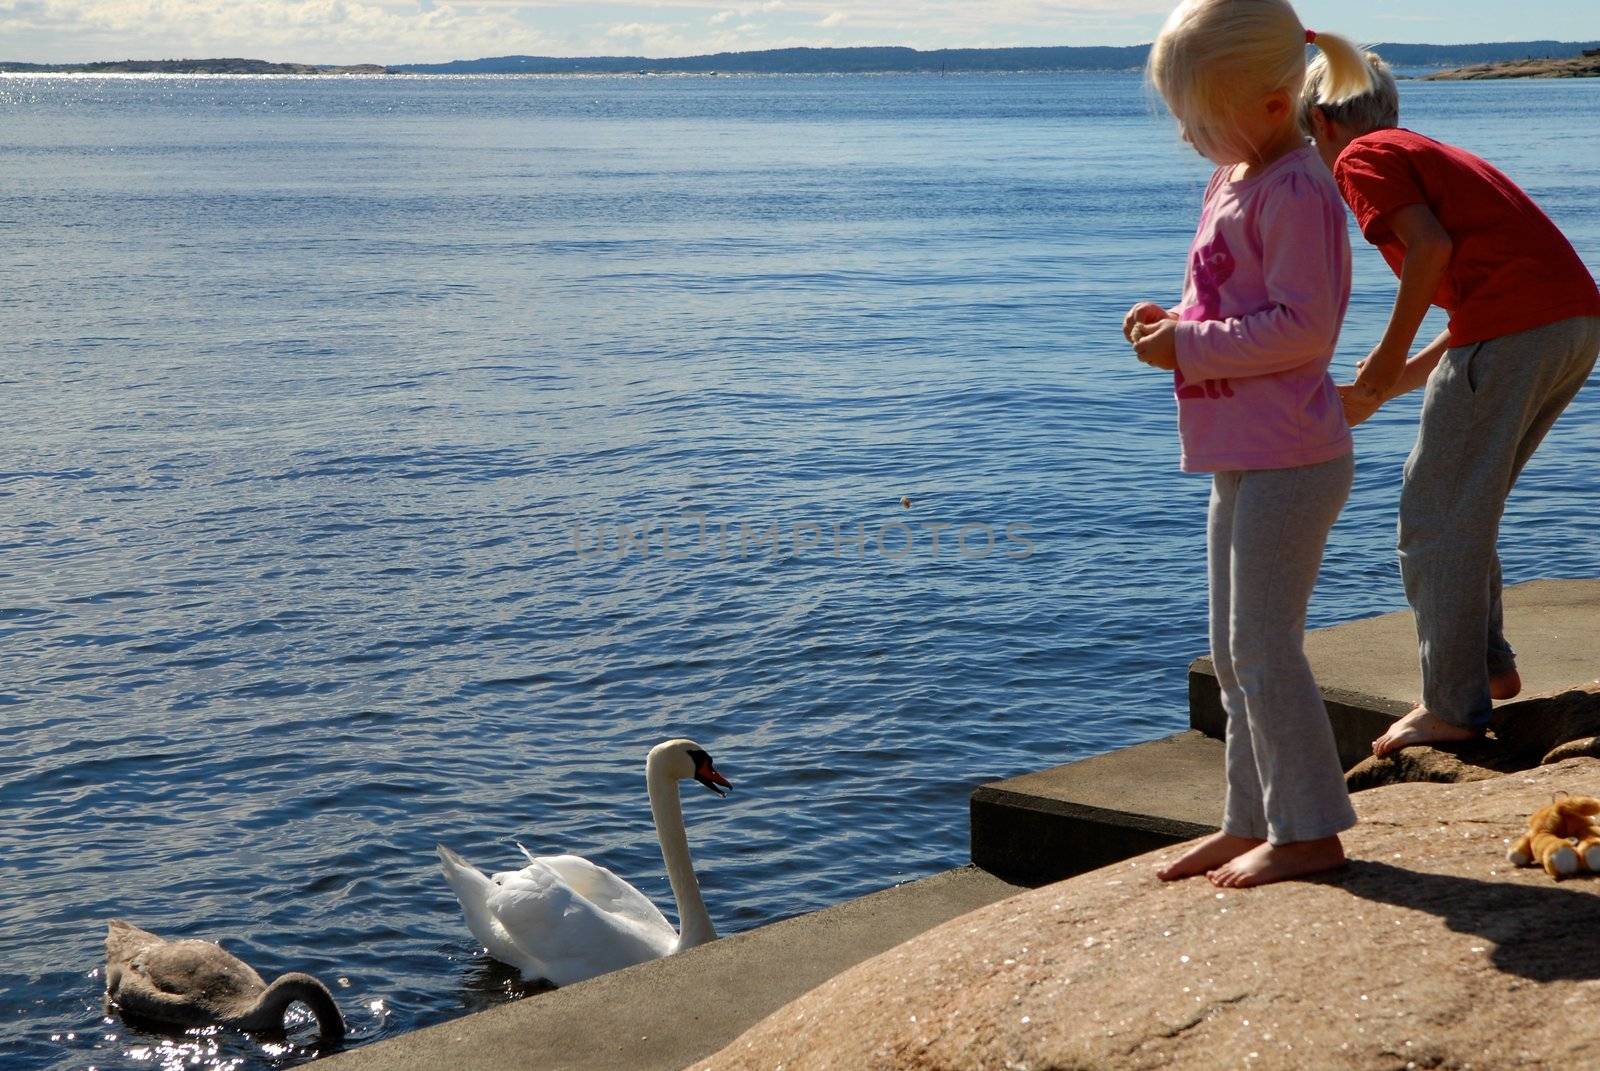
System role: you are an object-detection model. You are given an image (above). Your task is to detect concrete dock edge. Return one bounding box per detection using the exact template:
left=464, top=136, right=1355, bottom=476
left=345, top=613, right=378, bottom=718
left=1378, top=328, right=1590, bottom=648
left=316, top=866, right=1020, bottom=1071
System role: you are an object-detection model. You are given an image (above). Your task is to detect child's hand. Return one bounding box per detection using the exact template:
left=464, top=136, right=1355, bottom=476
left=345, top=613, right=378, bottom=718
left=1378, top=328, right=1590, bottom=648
left=1132, top=319, right=1179, bottom=371
left=1338, top=384, right=1382, bottom=427
left=1123, top=302, right=1172, bottom=343
left=1349, top=345, right=1405, bottom=403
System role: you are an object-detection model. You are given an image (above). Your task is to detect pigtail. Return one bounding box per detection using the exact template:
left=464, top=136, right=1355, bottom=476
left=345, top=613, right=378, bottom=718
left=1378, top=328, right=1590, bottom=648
left=1151, top=2, right=1382, bottom=161
left=1306, top=29, right=1374, bottom=104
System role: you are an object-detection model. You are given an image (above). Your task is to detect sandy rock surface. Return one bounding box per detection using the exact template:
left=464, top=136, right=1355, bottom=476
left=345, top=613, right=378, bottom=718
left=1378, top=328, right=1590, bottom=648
left=696, top=759, right=1600, bottom=1071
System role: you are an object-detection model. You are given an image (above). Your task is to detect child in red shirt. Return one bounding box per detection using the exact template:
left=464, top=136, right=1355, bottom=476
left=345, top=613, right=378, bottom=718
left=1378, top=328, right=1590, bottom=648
left=1302, top=51, right=1600, bottom=755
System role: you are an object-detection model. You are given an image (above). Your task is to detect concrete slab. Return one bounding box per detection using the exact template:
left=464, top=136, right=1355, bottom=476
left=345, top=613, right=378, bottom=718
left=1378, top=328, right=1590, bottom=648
left=970, top=730, right=1222, bottom=886
left=315, top=866, right=1021, bottom=1071
left=1189, top=578, right=1600, bottom=769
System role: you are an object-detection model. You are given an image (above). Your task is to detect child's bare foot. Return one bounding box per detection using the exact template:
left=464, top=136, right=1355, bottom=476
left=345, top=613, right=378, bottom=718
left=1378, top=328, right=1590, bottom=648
left=1207, top=836, right=1346, bottom=888
left=1371, top=704, right=1480, bottom=757
left=1156, top=832, right=1265, bottom=881
left=1490, top=668, right=1522, bottom=702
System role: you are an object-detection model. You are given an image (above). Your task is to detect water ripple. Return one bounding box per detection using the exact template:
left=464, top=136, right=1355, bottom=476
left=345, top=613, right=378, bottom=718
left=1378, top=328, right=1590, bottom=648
left=2, top=71, right=1598, bottom=1071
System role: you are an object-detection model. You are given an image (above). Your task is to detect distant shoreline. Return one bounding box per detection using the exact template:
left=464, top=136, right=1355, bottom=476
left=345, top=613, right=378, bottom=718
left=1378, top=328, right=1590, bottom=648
left=6, top=40, right=1600, bottom=78
left=0, top=58, right=385, bottom=75
left=1425, top=52, right=1600, bottom=80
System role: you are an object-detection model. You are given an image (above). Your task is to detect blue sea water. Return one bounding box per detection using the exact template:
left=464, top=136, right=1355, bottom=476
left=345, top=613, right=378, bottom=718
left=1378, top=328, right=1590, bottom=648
left=1, top=70, right=1597, bottom=1070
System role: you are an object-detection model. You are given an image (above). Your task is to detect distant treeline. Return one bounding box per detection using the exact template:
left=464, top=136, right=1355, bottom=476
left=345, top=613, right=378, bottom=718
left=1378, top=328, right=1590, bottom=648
left=392, top=41, right=1600, bottom=75
left=0, top=57, right=385, bottom=74
left=6, top=41, right=1598, bottom=78
left=393, top=45, right=1145, bottom=75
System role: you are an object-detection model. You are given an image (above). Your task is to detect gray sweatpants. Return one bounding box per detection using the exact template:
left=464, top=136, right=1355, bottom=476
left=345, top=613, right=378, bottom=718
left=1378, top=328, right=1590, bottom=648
left=1210, top=452, right=1357, bottom=844
left=1399, top=315, right=1600, bottom=729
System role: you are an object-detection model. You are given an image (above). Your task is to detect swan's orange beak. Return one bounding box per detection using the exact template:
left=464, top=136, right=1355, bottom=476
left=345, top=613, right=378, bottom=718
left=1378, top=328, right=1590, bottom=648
left=695, top=762, right=732, bottom=798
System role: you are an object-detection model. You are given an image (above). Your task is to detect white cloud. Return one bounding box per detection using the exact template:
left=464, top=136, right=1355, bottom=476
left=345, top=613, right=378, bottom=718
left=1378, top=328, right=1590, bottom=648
left=600, top=17, right=743, bottom=56
left=0, top=0, right=1258, bottom=65
left=9, top=0, right=1585, bottom=66
left=0, top=0, right=556, bottom=63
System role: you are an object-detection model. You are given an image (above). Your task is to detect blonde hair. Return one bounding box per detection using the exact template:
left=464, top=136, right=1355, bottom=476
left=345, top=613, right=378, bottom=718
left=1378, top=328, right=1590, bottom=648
left=1148, top=0, right=1373, bottom=162
left=1302, top=50, right=1400, bottom=135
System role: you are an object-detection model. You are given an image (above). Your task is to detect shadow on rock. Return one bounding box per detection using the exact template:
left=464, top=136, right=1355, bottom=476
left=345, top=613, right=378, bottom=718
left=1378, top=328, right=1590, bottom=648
left=1494, top=682, right=1600, bottom=763
left=1329, top=859, right=1600, bottom=982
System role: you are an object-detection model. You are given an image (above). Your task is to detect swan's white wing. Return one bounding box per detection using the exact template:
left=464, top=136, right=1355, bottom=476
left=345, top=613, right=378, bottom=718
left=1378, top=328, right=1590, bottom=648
left=437, top=845, right=544, bottom=975
left=483, top=859, right=671, bottom=985
left=518, top=846, right=673, bottom=936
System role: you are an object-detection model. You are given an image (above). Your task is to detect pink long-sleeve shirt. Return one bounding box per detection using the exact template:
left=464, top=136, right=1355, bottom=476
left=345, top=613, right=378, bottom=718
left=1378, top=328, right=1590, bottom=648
left=1171, top=146, right=1354, bottom=473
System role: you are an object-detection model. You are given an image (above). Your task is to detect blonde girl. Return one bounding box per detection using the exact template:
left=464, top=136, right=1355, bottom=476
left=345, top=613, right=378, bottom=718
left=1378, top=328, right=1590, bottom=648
left=1123, top=0, right=1372, bottom=887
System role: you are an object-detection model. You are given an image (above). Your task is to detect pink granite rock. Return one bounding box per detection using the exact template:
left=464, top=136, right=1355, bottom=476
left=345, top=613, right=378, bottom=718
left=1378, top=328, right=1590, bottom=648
left=696, top=759, right=1600, bottom=1071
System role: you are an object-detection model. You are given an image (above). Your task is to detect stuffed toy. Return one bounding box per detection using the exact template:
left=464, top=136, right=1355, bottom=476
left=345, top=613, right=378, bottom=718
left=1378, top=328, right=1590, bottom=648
left=1507, top=794, right=1600, bottom=879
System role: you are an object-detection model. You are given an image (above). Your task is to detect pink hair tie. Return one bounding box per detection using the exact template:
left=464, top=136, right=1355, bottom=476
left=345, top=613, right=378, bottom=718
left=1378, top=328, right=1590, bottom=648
left=1305, top=29, right=1318, bottom=44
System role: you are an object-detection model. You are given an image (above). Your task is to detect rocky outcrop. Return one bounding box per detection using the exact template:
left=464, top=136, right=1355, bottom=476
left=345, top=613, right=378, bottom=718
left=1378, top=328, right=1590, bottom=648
left=696, top=759, right=1600, bottom=1071
left=1424, top=54, right=1600, bottom=80
left=1543, top=736, right=1600, bottom=764
left=1344, top=741, right=1516, bottom=790
left=1344, top=683, right=1600, bottom=790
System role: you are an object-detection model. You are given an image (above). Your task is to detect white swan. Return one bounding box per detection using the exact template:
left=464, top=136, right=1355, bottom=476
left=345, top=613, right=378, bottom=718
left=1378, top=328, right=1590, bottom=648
left=436, top=738, right=731, bottom=986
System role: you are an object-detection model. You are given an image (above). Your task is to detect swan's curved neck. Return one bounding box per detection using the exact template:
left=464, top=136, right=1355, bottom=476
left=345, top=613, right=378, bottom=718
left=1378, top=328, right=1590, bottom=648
left=646, top=756, right=716, bottom=949
left=246, top=974, right=346, bottom=1042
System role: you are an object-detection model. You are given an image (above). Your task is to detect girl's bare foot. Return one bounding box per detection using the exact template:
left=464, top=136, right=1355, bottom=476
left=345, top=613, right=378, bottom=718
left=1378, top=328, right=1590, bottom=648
left=1371, top=704, right=1480, bottom=757
left=1490, top=668, right=1522, bottom=702
left=1207, top=836, right=1346, bottom=888
left=1156, top=832, right=1265, bottom=881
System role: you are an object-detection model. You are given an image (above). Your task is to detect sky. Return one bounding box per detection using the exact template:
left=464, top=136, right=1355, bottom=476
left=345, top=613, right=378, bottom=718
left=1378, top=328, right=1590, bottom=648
left=3, top=0, right=1599, bottom=66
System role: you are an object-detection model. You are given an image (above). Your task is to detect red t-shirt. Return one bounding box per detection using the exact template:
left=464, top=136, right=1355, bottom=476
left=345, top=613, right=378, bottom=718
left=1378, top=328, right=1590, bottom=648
left=1335, top=128, right=1600, bottom=346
